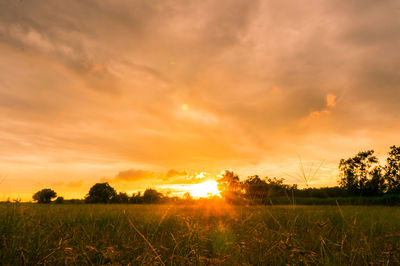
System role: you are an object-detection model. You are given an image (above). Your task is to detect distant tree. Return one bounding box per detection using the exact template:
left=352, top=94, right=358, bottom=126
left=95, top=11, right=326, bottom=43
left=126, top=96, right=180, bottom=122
left=33, top=188, right=57, bottom=203
left=217, top=170, right=243, bottom=203
left=67, top=199, right=84, bottom=204
left=384, top=145, right=400, bottom=193
left=243, top=175, right=268, bottom=202
left=339, top=150, right=380, bottom=196
left=85, top=182, right=116, bottom=203
left=243, top=175, right=297, bottom=204
left=110, top=192, right=130, bottom=203
left=265, top=177, right=295, bottom=197
left=143, top=188, right=163, bottom=203
left=130, top=192, right=144, bottom=204
left=295, top=186, right=349, bottom=198
left=363, top=166, right=386, bottom=196
left=54, top=196, right=64, bottom=204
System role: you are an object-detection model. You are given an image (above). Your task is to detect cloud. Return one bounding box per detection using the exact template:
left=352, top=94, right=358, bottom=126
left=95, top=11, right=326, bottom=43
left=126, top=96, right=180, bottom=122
left=114, top=168, right=189, bottom=182
left=112, top=168, right=208, bottom=186
left=165, top=169, right=188, bottom=179
left=1, top=0, right=400, bottom=198
left=326, top=94, right=337, bottom=108
left=114, top=169, right=156, bottom=182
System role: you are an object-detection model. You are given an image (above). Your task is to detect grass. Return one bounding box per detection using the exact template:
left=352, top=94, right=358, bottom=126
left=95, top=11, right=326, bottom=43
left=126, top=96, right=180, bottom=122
left=267, top=194, right=400, bottom=205
left=1, top=202, right=400, bottom=265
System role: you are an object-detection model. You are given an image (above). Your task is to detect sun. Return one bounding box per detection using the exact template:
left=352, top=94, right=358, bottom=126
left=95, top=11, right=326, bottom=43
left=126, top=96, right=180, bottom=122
left=188, top=180, right=220, bottom=198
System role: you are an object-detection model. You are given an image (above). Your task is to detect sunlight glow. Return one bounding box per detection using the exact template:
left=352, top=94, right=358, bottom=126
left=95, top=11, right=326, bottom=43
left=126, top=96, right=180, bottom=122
left=181, top=103, right=189, bottom=110
left=196, top=172, right=206, bottom=179
left=188, top=180, right=220, bottom=198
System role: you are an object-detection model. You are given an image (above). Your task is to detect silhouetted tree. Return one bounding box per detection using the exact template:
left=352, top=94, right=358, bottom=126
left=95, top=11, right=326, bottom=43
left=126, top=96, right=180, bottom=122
left=110, top=192, right=130, bottom=203
left=363, top=166, right=386, bottom=196
left=243, top=175, right=297, bottom=204
left=385, top=145, right=400, bottom=193
left=54, top=196, right=64, bottom=204
left=294, top=186, right=349, bottom=198
left=243, top=175, right=268, bottom=202
left=143, top=188, right=163, bottom=203
left=66, top=199, right=84, bottom=204
left=33, top=188, right=57, bottom=203
left=217, top=170, right=243, bottom=203
left=85, top=182, right=116, bottom=203
left=339, top=150, right=380, bottom=196
left=265, top=177, right=295, bottom=197
left=130, top=192, right=144, bottom=203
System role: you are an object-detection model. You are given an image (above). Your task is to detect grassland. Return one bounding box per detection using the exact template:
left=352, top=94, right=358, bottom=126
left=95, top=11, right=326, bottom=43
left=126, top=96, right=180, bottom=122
left=1, top=203, right=400, bottom=265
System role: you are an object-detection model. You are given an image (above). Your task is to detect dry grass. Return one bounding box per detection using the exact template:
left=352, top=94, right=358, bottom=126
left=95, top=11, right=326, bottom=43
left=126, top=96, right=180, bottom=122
left=1, top=202, right=400, bottom=265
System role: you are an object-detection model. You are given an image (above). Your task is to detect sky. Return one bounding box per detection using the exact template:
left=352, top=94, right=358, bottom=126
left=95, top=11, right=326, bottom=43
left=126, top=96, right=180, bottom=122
left=1, top=0, right=400, bottom=200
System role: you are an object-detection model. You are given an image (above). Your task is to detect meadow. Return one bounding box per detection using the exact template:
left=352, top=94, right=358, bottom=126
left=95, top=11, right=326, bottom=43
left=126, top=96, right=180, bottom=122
left=1, top=203, right=400, bottom=265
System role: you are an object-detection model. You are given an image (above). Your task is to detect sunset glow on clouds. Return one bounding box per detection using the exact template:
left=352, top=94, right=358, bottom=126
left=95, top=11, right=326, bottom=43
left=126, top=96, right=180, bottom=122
left=1, top=0, right=400, bottom=200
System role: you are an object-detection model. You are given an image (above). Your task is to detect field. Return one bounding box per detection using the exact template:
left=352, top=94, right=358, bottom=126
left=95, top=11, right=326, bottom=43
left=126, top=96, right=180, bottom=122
left=1, top=203, right=400, bottom=265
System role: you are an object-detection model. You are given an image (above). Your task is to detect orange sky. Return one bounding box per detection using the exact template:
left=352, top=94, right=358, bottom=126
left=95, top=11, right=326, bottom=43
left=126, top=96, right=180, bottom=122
left=1, top=0, right=400, bottom=200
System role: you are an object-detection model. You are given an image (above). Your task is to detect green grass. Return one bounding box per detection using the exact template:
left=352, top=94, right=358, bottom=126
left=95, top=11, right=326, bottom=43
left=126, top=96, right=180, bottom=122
left=263, top=194, right=400, bottom=205
left=1, top=203, right=400, bottom=265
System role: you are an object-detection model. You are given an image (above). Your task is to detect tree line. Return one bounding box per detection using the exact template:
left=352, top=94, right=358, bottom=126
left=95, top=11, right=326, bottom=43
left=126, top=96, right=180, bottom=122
left=216, top=146, right=400, bottom=203
left=30, top=146, right=400, bottom=205
left=32, top=184, right=168, bottom=204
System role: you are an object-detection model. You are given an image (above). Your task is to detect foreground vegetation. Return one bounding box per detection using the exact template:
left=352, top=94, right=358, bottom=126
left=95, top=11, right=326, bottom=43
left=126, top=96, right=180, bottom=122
left=1, top=203, right=400, bottom=265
